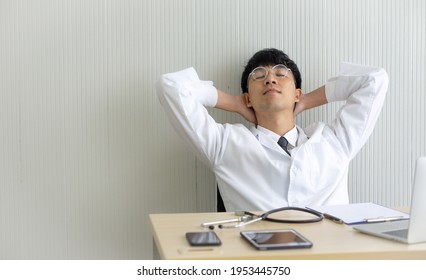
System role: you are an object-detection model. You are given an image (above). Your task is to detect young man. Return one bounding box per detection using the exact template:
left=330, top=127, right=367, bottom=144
left=157, top=48, right=388, bottom=211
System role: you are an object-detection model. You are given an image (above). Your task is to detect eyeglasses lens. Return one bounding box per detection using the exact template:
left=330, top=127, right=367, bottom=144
left=251, top=65, right=290, bottom=81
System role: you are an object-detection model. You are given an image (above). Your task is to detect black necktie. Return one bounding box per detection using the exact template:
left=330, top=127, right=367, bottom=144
left=278, top=136, right=291, bottom=156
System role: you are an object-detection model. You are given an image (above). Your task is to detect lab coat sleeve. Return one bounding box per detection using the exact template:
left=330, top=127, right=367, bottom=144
left=156, top=67, right=223, bottom=168
left=325, top=62, right=389, bottom=160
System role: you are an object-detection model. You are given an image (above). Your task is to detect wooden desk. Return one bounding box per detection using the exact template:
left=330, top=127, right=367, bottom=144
left=149, top=210, right=426, bottom=260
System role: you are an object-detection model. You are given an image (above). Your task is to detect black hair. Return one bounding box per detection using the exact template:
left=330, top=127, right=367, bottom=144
left=241, top=48, right=302, bottom=93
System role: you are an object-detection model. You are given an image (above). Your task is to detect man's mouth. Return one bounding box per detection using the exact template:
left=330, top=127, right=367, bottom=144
left=263, top=87, right=281, bottom=95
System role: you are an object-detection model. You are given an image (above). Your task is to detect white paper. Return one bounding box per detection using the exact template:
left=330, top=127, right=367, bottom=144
left=307, top=202, right=410, bottom=224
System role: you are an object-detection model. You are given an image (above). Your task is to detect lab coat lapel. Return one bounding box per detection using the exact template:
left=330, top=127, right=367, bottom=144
left=250, top=126, right=284, bottom=154
left=302, top=123, right=325, bottom=143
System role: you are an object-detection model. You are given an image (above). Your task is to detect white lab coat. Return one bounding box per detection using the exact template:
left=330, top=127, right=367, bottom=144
left=157, top=62, right=388, bottom=211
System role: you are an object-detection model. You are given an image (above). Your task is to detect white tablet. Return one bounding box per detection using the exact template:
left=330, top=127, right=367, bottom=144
left=240, top=229, right=313, bottom=250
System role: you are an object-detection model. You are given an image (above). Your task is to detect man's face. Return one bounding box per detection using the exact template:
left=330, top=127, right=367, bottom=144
left=244, top=64, right=301, bottom=115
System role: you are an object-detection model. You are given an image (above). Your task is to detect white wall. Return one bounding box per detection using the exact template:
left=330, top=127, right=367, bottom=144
left=0, top=0, right=424, bottom=259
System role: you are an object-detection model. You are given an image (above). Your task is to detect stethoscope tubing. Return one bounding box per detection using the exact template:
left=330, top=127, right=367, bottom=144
left=201, top=206, right=323, bottom=229
left=244, top=206, right=324, bottom=224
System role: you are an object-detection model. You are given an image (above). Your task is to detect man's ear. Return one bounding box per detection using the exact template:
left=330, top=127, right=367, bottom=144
left=293, top=89, right=303, bottom=113
left=243, top=92, right=252, bottom=107
left=294, top=89, right=302, bottom=102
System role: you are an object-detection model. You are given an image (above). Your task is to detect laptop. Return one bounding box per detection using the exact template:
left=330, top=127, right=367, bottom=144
left=353, top=157, right=426, bottom=244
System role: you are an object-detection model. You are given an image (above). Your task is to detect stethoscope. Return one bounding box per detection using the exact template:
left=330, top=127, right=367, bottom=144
left=201, top=207, right=324, bottom=229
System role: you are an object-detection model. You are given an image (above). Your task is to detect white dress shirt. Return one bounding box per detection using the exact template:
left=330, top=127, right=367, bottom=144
left=157, top=62, right=389, bottom=211
left=258, top=125, right=298, bottom=152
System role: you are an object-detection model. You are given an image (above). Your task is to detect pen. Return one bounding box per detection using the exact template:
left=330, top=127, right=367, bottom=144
left=323, top=213, right=344, bottom=224
left=363, top=216, right=406, bottom=223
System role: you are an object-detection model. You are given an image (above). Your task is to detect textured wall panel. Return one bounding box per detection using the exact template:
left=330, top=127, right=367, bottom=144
left=0, top=0, right=424, bottom=259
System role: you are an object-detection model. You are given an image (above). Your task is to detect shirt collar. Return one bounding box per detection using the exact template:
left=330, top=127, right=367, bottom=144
left=256, top=125, right=298, bottom=148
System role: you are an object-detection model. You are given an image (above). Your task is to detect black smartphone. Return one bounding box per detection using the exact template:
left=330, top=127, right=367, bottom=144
left=240, top=229, right=313, bottom=250
left=185, top=231, right=222, bottom=246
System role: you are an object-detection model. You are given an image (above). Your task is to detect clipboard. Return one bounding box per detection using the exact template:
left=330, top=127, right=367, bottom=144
left=306, top=202, right=410, bottom=225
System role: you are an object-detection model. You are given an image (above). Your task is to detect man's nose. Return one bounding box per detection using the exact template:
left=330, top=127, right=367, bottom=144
left=264, top=72, right=277, bottom=84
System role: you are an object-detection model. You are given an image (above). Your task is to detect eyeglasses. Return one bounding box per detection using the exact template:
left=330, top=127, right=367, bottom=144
left=249, top=64, right=292, bottom=81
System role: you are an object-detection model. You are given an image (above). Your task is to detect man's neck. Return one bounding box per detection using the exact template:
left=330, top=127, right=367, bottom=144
left=256, top=112, right=295, bottom=136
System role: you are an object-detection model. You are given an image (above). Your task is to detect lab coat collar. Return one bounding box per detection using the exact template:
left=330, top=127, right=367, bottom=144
left=303, top=122, right=326, bottom=143
left=251, top=126, right=282, bottom=153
